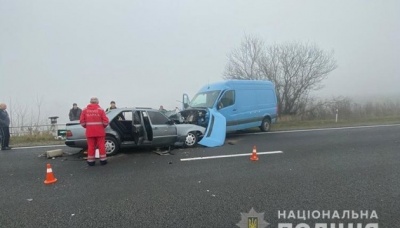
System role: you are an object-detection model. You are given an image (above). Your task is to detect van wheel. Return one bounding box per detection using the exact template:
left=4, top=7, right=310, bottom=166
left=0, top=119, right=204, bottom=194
left=260, top=117, right=271, bottom=132
left=184, top=132, right=198, bottom=147
left=105, top=136, right=120, bottom=156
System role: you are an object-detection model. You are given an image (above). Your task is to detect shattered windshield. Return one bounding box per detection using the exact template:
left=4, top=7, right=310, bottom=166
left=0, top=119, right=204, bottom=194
left=190, top=90, right=221, bottom=108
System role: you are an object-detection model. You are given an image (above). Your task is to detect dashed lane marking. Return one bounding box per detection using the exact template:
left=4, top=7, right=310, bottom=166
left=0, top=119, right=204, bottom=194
left=180, top=151, right=283, bottom=161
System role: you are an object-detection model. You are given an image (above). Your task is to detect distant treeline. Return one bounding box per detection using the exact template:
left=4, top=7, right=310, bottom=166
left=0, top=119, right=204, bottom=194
left=291, top=97, right=400, bottom=121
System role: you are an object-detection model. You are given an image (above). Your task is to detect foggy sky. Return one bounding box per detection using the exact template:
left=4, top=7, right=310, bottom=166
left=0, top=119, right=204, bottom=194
left=1, top=0, right=399, bottom=124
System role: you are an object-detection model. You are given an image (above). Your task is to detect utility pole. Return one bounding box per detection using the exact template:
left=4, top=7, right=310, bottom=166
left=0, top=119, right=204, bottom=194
left=9, top=97, right=12, bottom=135
left=49, top=116, right=59, bottom=137
left=335, top=108, right=338, bottom=123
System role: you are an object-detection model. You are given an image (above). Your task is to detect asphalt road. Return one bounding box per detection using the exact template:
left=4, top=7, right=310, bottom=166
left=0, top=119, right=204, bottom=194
left=1, top=124, right=399, bottom=228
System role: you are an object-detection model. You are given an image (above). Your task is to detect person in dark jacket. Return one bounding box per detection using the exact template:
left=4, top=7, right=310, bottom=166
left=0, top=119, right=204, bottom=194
left=106, top=101, right=125, bottom=120
left=69, top=103, right=82, bottom=121
left=0, top=103, right=11, bottom=150
left=105, top=101, right=117, bottom=112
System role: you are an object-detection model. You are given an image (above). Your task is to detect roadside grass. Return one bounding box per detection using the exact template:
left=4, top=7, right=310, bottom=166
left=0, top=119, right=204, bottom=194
left=229, top=115, right=400, bottom=134
left=273, top=115, right=400, bottom=131
left=9, top=116, right=400, bottom=147
left=10, top=133, right=65, bottom=147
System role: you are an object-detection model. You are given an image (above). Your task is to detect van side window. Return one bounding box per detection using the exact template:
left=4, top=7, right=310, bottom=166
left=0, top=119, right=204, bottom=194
left=219, top=90, right=235, bottom=108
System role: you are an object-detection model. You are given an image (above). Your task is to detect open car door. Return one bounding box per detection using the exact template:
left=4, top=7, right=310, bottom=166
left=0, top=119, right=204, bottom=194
left=182, top=93, right=190, bottom=110
left=132, top=110, right=153, bottom=145
left=198, top=108, right=226, bottom=147
left=132, top=110, right=141, bottom=145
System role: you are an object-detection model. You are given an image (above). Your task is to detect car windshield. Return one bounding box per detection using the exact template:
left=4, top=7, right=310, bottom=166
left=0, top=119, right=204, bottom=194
left=190, top=90, right=221, bottom=108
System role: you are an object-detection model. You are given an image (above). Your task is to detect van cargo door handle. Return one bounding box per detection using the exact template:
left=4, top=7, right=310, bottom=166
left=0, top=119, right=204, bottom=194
left=233, top=109, right=237, bottom=111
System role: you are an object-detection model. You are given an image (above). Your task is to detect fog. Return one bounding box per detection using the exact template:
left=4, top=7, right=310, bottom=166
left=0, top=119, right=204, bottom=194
left=1, top=0, right=399, bottom=124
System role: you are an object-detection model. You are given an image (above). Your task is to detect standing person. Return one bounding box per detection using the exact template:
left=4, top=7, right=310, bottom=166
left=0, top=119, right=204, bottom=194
left=0, top=103, right=11, bottom=150
left=69, top=103, right=82, bottom=121
left=159, top=105, right=167, bottom=114
left=106, top=101, right=125, bottom=120
left=106, top=101, right=117, bottom=112
left=80, top=97, right=109, bottom=166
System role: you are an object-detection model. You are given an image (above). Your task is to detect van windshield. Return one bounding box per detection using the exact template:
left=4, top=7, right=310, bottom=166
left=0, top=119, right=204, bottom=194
left=190, top=90, right=221, bottom=108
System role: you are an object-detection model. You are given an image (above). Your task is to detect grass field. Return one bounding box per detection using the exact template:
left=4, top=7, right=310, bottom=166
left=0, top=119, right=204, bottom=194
left=273, top=115, right=400, bottom=131
left=9, top=116, right=400, bottom=147
left=10, top=133, right=65, bottom=147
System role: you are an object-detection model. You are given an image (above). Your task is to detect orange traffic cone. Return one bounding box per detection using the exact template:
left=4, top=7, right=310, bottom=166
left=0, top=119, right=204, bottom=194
left=44, top=163, right=57, bottom=185
left=250, top=146, right=259, bottom=161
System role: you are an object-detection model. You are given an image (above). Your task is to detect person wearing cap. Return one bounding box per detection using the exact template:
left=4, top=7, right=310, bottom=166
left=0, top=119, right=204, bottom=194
left=69, top=103, right=82, bottom=121
left=106, top=101, right=125, bottom=120
left=106, top=101, right=117, bottom=112
left=159, top=105, right=167, bottom=114
left=80, top=97, right=109, bottom=166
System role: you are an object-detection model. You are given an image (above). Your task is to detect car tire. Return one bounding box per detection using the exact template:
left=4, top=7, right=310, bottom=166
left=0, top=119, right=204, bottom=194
left=184, top=131, right=198, bottom=147
left=105, top=136, right=119, bottom=156
left=260, top=117, right=271, bottom=132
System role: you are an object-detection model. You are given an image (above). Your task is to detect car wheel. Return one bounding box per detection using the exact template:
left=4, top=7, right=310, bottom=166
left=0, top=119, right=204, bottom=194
left=260, top=117, right=271, bottom=132
left=105, top=136, right=119, bottom=156
left=184, top=131, right=198, bottom=147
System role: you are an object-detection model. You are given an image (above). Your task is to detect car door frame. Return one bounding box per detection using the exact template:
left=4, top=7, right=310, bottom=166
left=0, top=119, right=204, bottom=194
left=146, top=110, right=178, bottom=146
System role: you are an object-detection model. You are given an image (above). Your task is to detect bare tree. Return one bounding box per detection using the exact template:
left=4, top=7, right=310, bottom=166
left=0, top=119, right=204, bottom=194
left=11, top=100, right=29, bottom=135
left=224, top=36, right=338, bottom=115
left=34, top=94, right=43, bottom=126
left=223, top=35, right=265, bottom=80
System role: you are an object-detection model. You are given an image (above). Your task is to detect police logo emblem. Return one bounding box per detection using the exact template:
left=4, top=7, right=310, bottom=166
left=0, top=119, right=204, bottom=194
left=237, top=208, right=269, bottom=228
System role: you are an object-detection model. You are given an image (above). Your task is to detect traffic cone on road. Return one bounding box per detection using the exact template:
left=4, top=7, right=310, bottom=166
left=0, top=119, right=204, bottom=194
left=44, top=163, right=57, bottom=185
left=250, top=146, right=259, bottom=161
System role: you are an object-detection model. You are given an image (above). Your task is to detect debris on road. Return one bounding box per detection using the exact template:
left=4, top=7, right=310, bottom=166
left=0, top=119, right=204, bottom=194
left=46, top=149, right=63, bottom=158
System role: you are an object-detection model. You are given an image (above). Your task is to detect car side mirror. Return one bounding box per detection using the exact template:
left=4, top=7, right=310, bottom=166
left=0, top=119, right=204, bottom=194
left=167, top=120, right=175, bottom=125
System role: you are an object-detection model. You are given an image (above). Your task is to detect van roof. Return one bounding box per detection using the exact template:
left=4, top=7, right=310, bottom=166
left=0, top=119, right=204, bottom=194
left=199, top=80, right=274, bottom=91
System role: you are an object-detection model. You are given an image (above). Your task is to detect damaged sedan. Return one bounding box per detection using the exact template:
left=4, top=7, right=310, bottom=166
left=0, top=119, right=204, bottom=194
left=65, top=107, right=206, bottom=155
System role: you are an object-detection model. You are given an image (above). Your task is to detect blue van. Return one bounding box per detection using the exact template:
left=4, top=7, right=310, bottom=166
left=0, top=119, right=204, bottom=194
left=180, top=80, right=278, bottom=147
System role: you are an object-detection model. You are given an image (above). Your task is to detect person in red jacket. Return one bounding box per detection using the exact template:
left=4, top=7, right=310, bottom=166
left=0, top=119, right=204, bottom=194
left=80, top=97, right=109, bottom=166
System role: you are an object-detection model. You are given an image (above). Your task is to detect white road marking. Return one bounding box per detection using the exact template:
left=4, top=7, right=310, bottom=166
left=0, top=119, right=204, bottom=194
left=240, top=123, right=400, bottom=135
left=12, top=145, right=66, bottom=150
left=180, top=151, right=283, bottom=161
